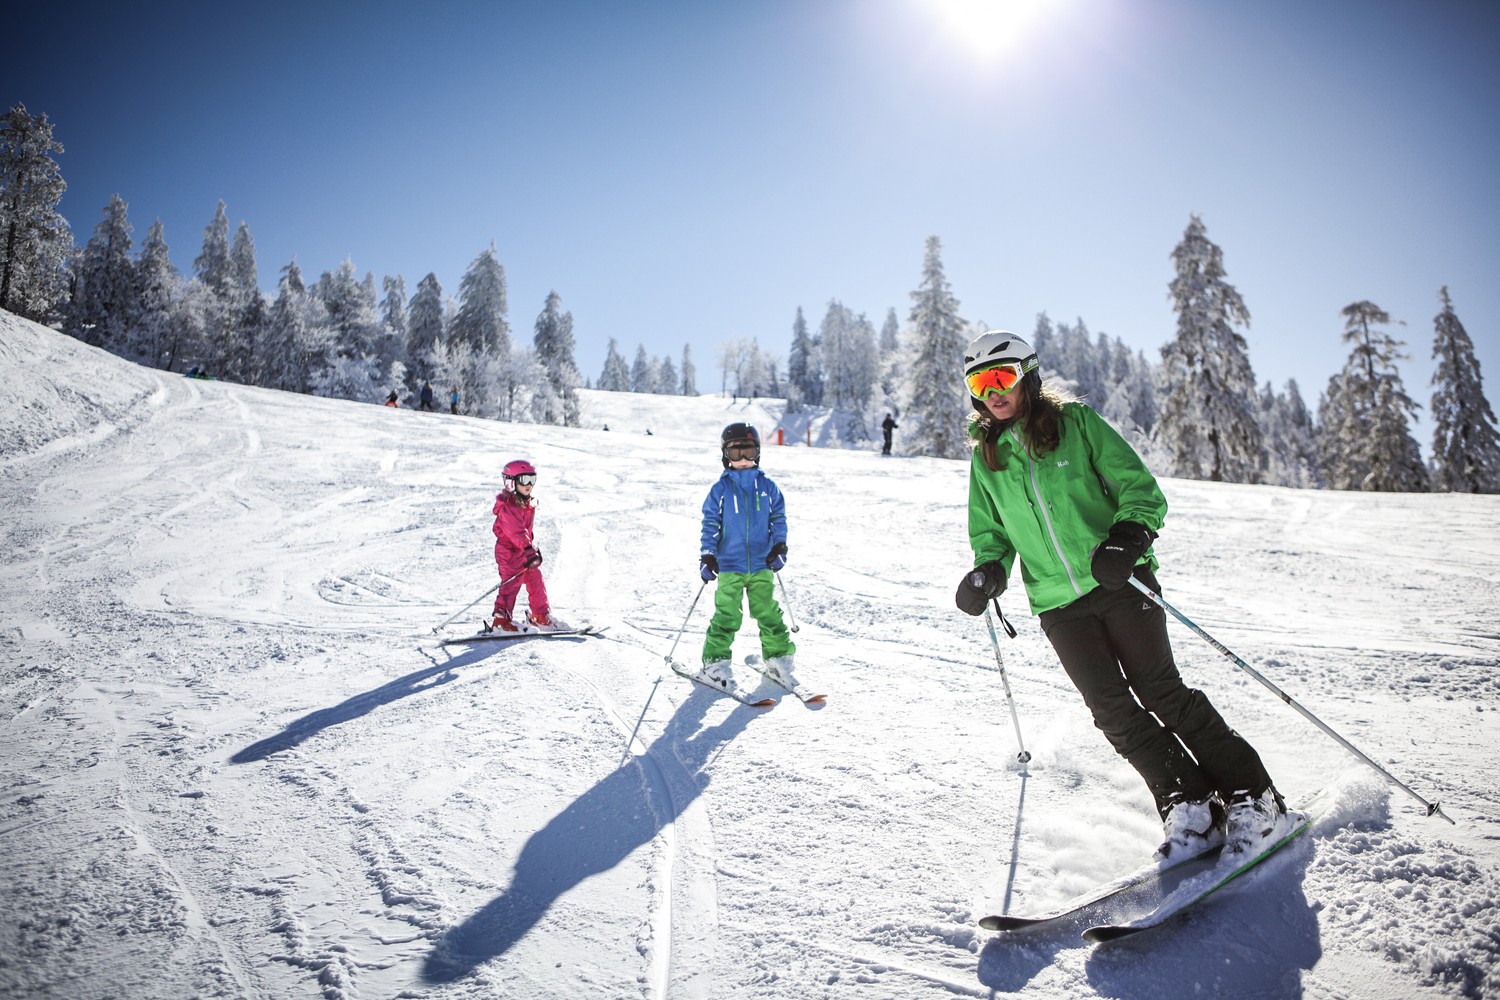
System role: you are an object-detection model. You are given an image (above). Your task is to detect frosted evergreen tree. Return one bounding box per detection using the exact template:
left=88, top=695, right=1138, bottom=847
left=66, top=194, right=135, bottom=349
left=656, top=355, right=678, bottom=395
left=532, top=290, right=581, bottom=425
left=902, top=235, right=969, bottom=459
left=1318, top=300, right=1428, bottom=492
left=878, top=306, right=900, bottom=402
left=630, top=345, right=653, bottom=392
left=820, top=300, right=879, bottom=417
left=449, top=245, right=509, bottom=356
left=1156, top=215, right=1264, bottom=482
left=222, top=221, right=263, bottom=382
left=405, top=272, right=444, bottom=374
left=1429, top=286, right=1500, bottom=493
left=680, top=344, right=698, bottom=396
left=0, top=103, right=72, bottom=321
left=1258, top=379, right=1320, bottom=488
left=787, top=306, right=820, bottom=407
left=193, top=201, right=233, bottom=302
left=381, top=276, right=407, bottom=347
left=259, top=260, right=323, bottom=393
left=130, top=219, right=183, bottom=370
left=310, top=258, right=388, bottom=400
left=598, top=338, right=630, bottom=391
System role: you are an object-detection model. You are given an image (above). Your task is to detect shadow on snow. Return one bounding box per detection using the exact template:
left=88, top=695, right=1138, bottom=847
left=420, top=685, right=760, bottom=983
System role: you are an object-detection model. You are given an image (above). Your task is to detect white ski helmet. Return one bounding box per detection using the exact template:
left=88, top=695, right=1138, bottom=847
left=963, top=330, right=1039, bottom=379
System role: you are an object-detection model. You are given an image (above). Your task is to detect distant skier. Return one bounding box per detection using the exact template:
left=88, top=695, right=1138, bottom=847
left=696, top=423, right=796, bottom=690
left=488, top=459, right=561, bottom=632
left=419, top=381, right=435, bottom=411
left=384, top=390, right=399, bottom=408
left=954, top=330, right=1294, bottom=864
left=881, top=412, right=899, bottom=455
left=450, top=386, right=460, bottom=415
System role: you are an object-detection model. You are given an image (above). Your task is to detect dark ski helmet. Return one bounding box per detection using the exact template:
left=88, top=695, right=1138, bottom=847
left=502, top=458, right=537, bottom=489
left=964, top=330, right=1041, bottom=415
left=720, top=422, right=761, bottom=468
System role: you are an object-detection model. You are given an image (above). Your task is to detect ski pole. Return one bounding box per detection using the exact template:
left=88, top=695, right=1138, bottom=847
left=1128, top=575, right=1454, bottom=824
left=985, top=599, right=1031, bottom=765
left=665, top=580, right=708, bottom=665
left=620, top=674, right=663, bottom=768
left=431, top=573, right=520, bottom=634
left=776, top=573, right=801, bottom=633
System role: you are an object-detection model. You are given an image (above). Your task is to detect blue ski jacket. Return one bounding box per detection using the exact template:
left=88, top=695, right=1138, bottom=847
left=700, top=468, right=788, bottom=573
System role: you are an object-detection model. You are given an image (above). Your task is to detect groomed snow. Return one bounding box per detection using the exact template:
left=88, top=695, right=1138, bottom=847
left=2, top=309, right=1497, bottom=999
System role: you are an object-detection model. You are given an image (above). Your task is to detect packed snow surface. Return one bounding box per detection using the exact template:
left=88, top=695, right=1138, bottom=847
left=3, top=310, right=1498, bottom=999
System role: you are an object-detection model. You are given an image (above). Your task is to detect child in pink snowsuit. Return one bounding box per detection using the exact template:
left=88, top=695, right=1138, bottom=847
left=490, top=459, right=552, bottom=632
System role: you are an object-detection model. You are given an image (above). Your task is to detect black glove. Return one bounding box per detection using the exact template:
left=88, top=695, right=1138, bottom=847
left=699, top=553, right=719, bottom=582
left=955, top=560, right=1007, bottom=616
left=766, top=542, right=788, bottom=571
left=523, top=547, right=543, bottom=569
left=1090, top=521, right=1156, bottom=590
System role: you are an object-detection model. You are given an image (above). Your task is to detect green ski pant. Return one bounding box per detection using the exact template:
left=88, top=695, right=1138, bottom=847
left=702, top=570, right=796, bottom=664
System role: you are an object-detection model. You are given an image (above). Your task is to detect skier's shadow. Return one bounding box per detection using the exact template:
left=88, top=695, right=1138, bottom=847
left=228, top=643, right=521, bottom=764
left=421, top=686, right=757, bottom=984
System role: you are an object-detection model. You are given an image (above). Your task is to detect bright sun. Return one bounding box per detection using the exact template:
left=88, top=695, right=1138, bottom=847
left=924, top=0, right=1062, bottom=60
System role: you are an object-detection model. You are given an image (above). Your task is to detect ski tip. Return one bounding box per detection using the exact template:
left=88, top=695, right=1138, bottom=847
left=802, top=694, right=828, bottom=704
left=978, top=915, right=1025, bottom=932
left=1083, top=924, right=1139, bottom=944
left=748, top=697, right=778, bottom=708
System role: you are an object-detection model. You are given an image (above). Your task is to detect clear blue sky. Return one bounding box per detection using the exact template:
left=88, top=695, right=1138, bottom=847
left=8, top=0, right=1498, bottom=444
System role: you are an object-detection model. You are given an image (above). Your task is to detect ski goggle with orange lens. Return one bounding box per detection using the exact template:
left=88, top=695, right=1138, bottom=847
left=723, top=441, right=760, bottom=462
left=965, top=360, right=1036, bottom=400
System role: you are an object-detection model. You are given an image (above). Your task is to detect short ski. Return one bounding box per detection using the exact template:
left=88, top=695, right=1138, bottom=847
left=979, top=841, right=1223, bottom=932
left=441, top=624, right=607, bottom=646
left=668, top=660, right=777, bottom=707
left=744, top=654, right=826, bottom=704
left=1082, top=808, right=1314, bottom=943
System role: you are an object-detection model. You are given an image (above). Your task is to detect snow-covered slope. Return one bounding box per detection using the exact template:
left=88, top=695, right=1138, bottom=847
left=2, top=309, right=1498, bottom=999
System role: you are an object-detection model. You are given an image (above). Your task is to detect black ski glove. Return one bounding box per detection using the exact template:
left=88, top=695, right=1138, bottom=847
left=955, top=560, right=1006, bottom=616
left=523, top=547, right=543, bottom=569
left=766, top=542, right=788, bottom=571
left=1090, top=521, right=1156, bottom=590
left=699, top=553, right=719, bottom=582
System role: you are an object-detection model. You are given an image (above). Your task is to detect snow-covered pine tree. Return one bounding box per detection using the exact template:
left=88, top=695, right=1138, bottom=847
left=1156, top=214, right=1264, bottom=482
left=0, top=103, right=71, bottom=321
left=450, top=245, right=510, bottom=357
left=630, top=345, right=653, bottom=393
left=405, top=272, right=444, bottom=377
left=1258, top=379, right=1320, bottom=488
left=532, top=290, right=582, bottom=425
left=130, top=219, right=183, bottom=370
left=382, top=276, right=407, bottom=353
left=878, top=306, right=900, bottom=403
left=311, top=258, right=388, bottom=401
left=223, top=221, right=263, bottom=383
left=787, top=306, right=820, bottom=408
left=656, top=355, right=678, bottom=395
left=902, top=235, right=970, bottom=459
left=1429, top=286, right=1500, bottom=493
left=680, top=344, right=698, bottom=396
left=598, top=338, right=630, bottom=391
left=1318, top=300, right=1428, bottom=492
left=65, top=194, right=135, bottom=349
left=259, top=260, right=324, bottom=393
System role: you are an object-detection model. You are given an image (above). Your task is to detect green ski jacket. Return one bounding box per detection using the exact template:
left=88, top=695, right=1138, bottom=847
left=967, top=401, right=1168, bottom=615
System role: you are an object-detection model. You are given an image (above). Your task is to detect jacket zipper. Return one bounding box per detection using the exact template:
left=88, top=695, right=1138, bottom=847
left=1011, top=426, right=1084, bottom=598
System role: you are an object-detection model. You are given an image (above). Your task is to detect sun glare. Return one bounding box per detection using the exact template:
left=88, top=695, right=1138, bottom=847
left=924, top=0, right=1062, bottom=60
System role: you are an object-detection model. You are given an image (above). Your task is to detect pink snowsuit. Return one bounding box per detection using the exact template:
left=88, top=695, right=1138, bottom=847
left=492, top=490, right=549, bottom=618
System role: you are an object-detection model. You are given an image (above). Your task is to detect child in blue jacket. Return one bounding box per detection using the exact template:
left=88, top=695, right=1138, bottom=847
left=697, top=423, right=796, bottom=688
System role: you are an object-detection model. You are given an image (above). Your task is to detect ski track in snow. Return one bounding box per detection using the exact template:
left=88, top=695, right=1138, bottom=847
left=3, top=310, right=1500, bottom=999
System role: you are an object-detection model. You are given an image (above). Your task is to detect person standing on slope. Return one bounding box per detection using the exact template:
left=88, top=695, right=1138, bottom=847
left=487, top=459, right=561, bottom=632
left=955, top=330, right=1293, bottom=864
left=696, top=423, right=796, bottom=691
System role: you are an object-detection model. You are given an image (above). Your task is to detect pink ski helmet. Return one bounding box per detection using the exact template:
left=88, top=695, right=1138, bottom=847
left=503, top=459, right=537, bottom=489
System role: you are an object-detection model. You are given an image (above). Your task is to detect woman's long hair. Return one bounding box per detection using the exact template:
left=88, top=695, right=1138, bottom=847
left=968, top=371, right=1071, bottom=472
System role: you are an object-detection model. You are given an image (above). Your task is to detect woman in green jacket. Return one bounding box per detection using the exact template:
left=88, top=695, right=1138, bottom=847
left=954, top=330, right=1290, bottom=863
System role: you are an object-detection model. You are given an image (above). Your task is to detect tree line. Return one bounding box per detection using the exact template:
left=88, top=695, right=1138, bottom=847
left=4, top=103, right=1497, bottom=491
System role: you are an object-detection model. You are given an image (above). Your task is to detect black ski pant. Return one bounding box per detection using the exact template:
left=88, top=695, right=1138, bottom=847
left=1039, top=567, right=1272, bottom=817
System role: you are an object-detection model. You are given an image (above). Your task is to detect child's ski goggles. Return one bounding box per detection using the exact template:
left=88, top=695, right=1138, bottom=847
left=965, top=359, right=1036, bottom=400
left=723, top=441, right=761, bottom=462
left=511, top=473, right=537, bottom=486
